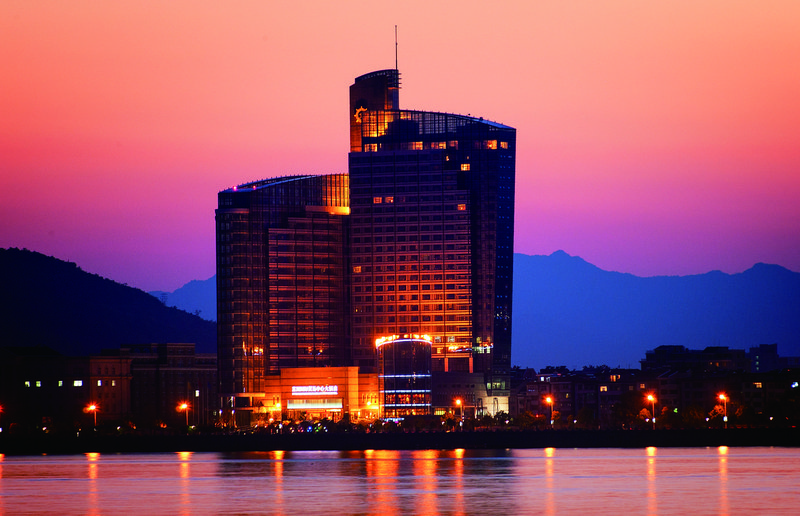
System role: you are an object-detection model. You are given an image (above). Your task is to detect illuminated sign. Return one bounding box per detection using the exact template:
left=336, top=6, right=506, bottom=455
left=291, top=385, right=338, bottom=396
left=375, top=334, right=433, bottom=348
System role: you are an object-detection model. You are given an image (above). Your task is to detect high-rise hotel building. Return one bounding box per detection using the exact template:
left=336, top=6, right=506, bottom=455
left=216, top=69, right=515, bottom=423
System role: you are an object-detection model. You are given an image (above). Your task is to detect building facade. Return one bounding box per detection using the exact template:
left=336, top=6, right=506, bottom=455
left=348, top=70, right=516, bottom=414
left=216, top=69, right=515, bottom=423
left=216, top=175, right=350, bottom=420
left=125, top=343, right=217, bottom=428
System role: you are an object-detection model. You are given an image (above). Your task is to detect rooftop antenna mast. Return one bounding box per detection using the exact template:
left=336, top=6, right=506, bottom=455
left=395, top=25, right=398, bottom=71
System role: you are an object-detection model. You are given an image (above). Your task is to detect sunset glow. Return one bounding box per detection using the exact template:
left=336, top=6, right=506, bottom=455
left=2, top=1, right=798, bottom=290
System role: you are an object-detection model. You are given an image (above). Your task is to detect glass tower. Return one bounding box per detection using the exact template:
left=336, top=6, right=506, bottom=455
left=348, top=70, right=515, bottom=398
left=216, top=175, right=350, bottom=411
left=216, top=69, right=515, bottom=419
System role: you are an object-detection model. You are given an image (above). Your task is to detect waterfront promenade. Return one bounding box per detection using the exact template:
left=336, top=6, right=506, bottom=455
left=2, top=427, right=797, bottom=456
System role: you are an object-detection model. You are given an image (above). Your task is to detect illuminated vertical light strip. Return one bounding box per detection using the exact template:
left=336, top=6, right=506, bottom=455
left=719, top=447, right=729, bottom=516
left=544, top=448, right=555, bottom=516
left=647, top=447, right=657, bottom=515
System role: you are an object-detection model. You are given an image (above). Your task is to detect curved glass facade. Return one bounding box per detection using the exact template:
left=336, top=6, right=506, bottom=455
left=377, top=336, right=432, bottom=418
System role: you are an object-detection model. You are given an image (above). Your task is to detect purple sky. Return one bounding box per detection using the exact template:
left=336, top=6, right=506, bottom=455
left=2, top=1, right=799, bottom=291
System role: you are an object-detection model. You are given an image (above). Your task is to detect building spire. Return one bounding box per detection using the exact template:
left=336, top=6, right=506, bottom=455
left=395, top=25, right=398, bottom=72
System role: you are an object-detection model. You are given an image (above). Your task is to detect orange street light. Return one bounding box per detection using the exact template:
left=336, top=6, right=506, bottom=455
left=87, top=403, right=98, bottom=428
left=177, top=402, right=190, bottom=426
left=718, top=393, right=728, bottom=428
left=545, top=396, right=554, bottom=425
left=454, top=398, right=463, bottom=422
left=646, top=394, right=656, bottom=429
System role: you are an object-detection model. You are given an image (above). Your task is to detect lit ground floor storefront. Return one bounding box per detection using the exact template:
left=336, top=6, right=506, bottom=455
left=231, top=367, right=379, bottom=425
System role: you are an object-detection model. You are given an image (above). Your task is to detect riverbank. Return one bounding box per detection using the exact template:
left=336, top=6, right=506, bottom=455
left=1, top=427, right=797, bottom=456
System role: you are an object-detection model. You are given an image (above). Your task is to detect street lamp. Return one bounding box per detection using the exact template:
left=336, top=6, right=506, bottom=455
left=646, top=394, right=656, bottom=430
left=87, top=403, right=98, bottom=428
left=545, top=396, right=554, bottom=425
left=718, top=393, right=728, bottom=429
left=178, top=402, right=190, bottom=427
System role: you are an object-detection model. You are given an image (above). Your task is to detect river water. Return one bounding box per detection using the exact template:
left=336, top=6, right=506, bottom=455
left=1, top=447, right=798, bottom=515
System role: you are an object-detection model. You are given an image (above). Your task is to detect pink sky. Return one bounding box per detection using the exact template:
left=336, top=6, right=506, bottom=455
left=2, top=1, right=799, bottom=291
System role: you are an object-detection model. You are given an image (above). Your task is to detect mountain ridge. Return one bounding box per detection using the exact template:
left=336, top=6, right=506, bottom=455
left=0, top=248, right=217, bottom=356
left=152, top=250, right=799, bottom=368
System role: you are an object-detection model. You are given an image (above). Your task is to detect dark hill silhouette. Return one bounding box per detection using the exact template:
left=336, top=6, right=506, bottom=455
left=0, top=248, right=216, bottom=355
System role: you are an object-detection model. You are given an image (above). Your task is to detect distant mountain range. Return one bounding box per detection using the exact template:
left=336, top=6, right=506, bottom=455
left=151, top=278, right=216, bottom=322
left=0, top=248, right=216, bottom=356
left=514, top=251, right=799, bottom=368
left=151, top=251, right=800, bottom=369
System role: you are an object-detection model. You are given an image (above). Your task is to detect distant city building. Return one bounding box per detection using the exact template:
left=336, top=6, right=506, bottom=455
left=0, top=347, right=132, bottom=430
left=0, top=344, right=215, bottom=432
left=640, top=345, right=749, bottom=373
left=509, top=347, right=800, bottom=429
left=216, top=68, right=516, bottom=424
left=125, top=343, right=217, bottom=428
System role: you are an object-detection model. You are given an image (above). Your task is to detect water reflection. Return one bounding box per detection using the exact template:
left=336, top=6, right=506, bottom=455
left=272, top=450, right=284, bottom=514
left=177, top=451, right=192, bottom=515
left=645, top=447, right=656, bottom=515
left=453, top=448, right=465, bottom=516
left=366, top=449, right=400, bottom=514
left=0, top=453, right=4, bottom=515
left=0, top=448, right=798, bottom=514
left=86, top=452, right=99, bottom=516
left=718, top=446, right=729, bottom=516
left=544, top=447, right=555, bottom=516
left=411, top=450, right=437, bottom=515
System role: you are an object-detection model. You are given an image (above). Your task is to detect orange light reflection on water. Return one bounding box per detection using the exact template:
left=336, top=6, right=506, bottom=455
left=646, top=447, right=657, bottom=516
left=719, top=446, right=729, bottom=516
left=366, top=449, right=400, bottom=515
left=271, top=450, right=285, bottom=514
left=544, top=448, right=555, bottom=516
left=177, top=451, right=192, bottom=516
left=86, top=452, right=100, bottom=516
left=412, top=450, right=438, bottom=515
left=453, top=449, right=465, bottom=516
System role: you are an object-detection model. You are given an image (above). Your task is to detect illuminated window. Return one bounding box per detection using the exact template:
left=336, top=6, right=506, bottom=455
left=457, top=204, right=466, bottom=211
left=58, top=380, right=63, bottom=387
left=484, top=140, right=497, bottom=150
left=373, top=197, right=382, bottom=204
left=411, top=142, right=423, bottom=150
left=24, top=381, right=30, bottom=387
left=97, top=380, right=102, bottom=387
left=385, top=196, right=394, bottom=203
left=36, top=381, right=41, bottom=387
left=640, top=383, right=646, bottom=389
left=195, top=390, right=200, bottom=398
left=111, top=380, right=116, bottom=387
left=460, top=164, right=470, bottom=171
left=353, top=266, right=362, bottom=273
left=500, top=141, right=508, bottom=149
left=74, top=380, right=83, bottom=387
left=600, top=386, right=608, bottom=392
left=432, top=142, right=446, bottom=149
left=754, top=382, right=762, bottom=389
